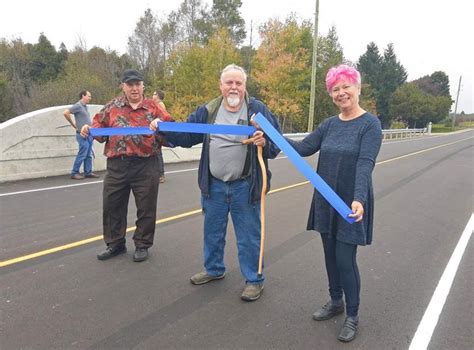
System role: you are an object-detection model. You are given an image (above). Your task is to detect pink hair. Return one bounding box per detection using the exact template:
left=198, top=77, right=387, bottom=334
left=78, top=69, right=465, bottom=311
left=325, top=64, right=361, bottom=93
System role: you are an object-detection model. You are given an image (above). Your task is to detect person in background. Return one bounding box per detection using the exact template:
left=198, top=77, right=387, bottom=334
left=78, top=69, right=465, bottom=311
left=285, top=64, right=382, bottom=342
left=151, top=64, right=280, bottom=302
left=81, top=69, right=172, bottom=263
left=63, top=90, right=99, bottom=180
left=152, top=90, right=167, bottom=183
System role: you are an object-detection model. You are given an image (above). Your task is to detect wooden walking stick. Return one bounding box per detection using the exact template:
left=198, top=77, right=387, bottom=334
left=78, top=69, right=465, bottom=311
left=242, top=121, right=267, bottom=278
left=256, top=144, right=267, bottom=277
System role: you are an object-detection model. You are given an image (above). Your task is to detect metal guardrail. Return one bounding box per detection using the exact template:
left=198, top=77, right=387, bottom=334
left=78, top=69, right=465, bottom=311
left=382, top=128, right=426, bottom=140
left=284, top=128, right=428, bottom=141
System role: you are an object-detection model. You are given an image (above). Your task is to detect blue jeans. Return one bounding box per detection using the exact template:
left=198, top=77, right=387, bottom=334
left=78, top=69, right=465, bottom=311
left=72, top=133, right=93, bottom=176
left=202, top=177, right=263, bottom=284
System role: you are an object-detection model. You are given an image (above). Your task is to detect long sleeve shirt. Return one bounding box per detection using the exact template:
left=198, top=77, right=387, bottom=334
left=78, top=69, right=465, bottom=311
left=286, top=112, right=382, bottom=245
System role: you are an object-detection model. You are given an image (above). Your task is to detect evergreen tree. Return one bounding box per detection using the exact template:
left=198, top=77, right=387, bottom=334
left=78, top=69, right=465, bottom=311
left=210, top=0, right=246, bottom=45
left=378, top=43, right=407, bottom=126
left=29, top=33, right=63, bottom=83
left=314, top=26, right=344, bottom=127
left=357, top=42, right=381, bottom=91
left=358, top=42, right=406, bottom=127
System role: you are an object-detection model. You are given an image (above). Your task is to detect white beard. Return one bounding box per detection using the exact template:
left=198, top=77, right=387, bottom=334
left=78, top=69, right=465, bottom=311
left=226, top=95, right=240, bottom=107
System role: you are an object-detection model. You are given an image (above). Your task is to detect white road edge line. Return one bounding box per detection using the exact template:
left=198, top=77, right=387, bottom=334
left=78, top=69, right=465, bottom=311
left=0, top=168, right=197, bottom=197
left=0, top=156, right=290, bottom=197
left=409, top=213, right=474, bottom=350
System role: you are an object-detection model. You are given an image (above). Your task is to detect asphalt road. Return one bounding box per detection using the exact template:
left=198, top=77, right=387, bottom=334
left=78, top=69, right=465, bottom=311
left=1, top=130, right=473, bottom=350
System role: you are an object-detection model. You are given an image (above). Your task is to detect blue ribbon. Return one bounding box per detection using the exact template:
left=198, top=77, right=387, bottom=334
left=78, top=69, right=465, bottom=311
left=89, top=117, right=353, bottom=223
left=90, top=127, right=153, bottom=136
left=254, top=113, right=355, bottom=224
left=89, top=122, right=256, bottom=137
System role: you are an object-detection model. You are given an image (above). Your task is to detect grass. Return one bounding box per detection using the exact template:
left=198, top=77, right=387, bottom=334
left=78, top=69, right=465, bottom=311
left=430, top=122, right=473, bottom=133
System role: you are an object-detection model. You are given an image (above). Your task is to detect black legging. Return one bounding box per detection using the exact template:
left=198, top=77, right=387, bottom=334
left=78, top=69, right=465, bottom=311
left=321, top=234, right=360, bottom=317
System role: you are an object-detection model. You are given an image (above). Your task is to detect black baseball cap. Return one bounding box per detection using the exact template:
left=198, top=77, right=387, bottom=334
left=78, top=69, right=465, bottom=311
left=121, top=69, right=144, bottom=83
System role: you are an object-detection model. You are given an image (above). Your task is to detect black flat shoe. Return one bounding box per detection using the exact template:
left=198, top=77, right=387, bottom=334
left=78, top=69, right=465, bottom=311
left=312, top=301, right=345, bottom=321
left=97, top=245, right=126, bottom=260
left=338, top=316, right=359, bottom=342
left=133, top=248, right=148, bottom=262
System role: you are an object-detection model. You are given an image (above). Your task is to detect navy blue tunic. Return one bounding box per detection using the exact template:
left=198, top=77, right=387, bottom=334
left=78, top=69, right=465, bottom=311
left=287, top=112, right=382, bottom=245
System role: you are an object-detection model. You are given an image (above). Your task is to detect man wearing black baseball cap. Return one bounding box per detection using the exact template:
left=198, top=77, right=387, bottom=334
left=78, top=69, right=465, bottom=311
left=121, top=69, right=144, bottom=83
left=81, top=68, right=172, bottom=262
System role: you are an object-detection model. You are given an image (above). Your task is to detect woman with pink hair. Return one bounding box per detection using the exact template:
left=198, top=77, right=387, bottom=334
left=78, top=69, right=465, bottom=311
left=286, top=64, right=382, bottom=342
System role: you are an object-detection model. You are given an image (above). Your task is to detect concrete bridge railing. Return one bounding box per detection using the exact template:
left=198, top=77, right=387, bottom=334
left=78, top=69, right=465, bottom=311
left=0, top=105, right=202, bottom=183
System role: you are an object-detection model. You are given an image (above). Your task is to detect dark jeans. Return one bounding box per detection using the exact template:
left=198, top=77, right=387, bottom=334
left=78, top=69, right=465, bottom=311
left=321, top=234, right=360, bottom=317
left=102, top=156, right=160, bottom=249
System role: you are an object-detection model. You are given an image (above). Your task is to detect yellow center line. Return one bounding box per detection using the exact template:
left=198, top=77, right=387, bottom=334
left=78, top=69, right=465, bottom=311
left=1, top=136, right=472, bottom=268
left=0, top=209, right=203, bottom=267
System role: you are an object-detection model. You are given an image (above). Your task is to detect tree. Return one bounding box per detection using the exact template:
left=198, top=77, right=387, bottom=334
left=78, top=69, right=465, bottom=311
left=164, top=29, right=242, bottom=118
left=357, top=42, right=406, bottom=127
left=252, top=16, right=312, bottom=132
left=127, top=9, right=161, bottom=81
left=413, top=71, right=451, bottom=97
left=357, top=42, right=381, bottom=89
left=170, top=0, right=211, bottom=46
left=378, top=43, right=407, bottom=126
left=210, top=0, right=246, bottom=45
left=313, top=25, right=345, bottom=127
left=430, top=71, right=450, bottom=96
left=159, top=12, right=181, bottom=64
left=23, top=47, right=131, bottom=112
left=0, top=38, right=33, bottom=116
left=0, top=74, right=14, bottom=122
left=29, top=33, right=64, bottom=83
left=390, top=83, right=451, bottom=128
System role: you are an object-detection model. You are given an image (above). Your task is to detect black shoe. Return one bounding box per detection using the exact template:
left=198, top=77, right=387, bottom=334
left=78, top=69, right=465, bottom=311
left=85, top=173, right=100, bottom=178
left=312, top=301, right=345, bottom=321
left=133, top=248, right=148, bottom=262
left=97, top=245, right=126, bottom=260
left=338, top=316, right=359, bottom=342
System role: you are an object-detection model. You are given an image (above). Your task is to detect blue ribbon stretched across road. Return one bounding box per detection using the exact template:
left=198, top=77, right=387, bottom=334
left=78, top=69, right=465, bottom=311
left=254, top=113, right=355, bottom=224
left=89, top=118, right=354, bottom=223
left=89, top=122, right=256, bottom=137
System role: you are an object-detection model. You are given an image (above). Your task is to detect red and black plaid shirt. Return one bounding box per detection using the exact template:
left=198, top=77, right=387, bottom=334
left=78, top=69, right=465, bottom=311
left=92, top=96, right=172, bottom=158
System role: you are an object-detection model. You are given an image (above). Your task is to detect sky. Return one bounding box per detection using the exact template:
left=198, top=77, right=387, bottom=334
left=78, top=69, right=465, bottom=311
left=1, top=0, right=472, bottom=113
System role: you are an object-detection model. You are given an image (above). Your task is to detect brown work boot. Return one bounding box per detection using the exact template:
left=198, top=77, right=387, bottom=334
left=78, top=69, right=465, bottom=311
left=190, top=271, right=225, bottom=285
left=241, top=283, right=264, bottom=301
